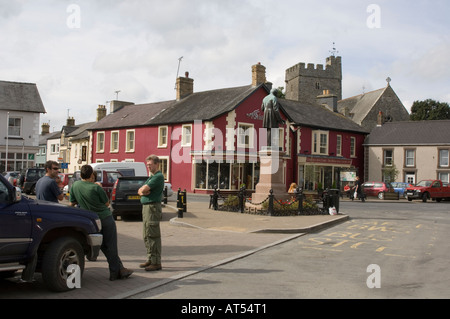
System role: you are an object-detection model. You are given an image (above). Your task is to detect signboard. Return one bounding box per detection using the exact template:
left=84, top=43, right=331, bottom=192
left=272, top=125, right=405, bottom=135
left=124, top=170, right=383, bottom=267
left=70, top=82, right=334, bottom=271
left=60, top=163, right=69, bottom=169
left=340, top=171, right=356, bottom=182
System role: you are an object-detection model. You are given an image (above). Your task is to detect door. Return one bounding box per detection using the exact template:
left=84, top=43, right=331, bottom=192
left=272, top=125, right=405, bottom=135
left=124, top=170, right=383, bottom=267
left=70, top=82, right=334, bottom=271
left=0, top=181, right=32, bottom=261
left=405, top=173, right=415, bottom=185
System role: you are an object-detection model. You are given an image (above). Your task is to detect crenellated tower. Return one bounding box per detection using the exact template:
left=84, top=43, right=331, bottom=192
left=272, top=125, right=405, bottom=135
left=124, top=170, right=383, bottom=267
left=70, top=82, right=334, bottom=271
left=285, top=55, right=342, bottom=105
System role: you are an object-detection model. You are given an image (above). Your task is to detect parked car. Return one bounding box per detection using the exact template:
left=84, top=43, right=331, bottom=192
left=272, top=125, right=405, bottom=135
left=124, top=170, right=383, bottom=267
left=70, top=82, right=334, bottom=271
left=406, top=180, right=450, bottom=202
left=110, top=176, right=173, bottom=220
left=21, top=167, right=46, bottom=195
left=2, top=171, right=20, bottom=186
left=58, top=173, right=73, bottom=188
left=391, top=182, right=413, bottom=198
left=362, top=181, right=396, bottom=199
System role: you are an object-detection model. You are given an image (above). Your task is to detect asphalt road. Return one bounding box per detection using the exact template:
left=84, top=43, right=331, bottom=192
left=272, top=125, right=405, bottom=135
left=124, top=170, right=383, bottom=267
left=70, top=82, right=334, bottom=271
left=131, top=200, right=450, bottom=299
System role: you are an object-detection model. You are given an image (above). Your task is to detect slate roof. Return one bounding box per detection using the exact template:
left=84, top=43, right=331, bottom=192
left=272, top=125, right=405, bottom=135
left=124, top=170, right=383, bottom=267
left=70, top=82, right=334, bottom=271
left=279, top=99, right=369, bottom=134
left=66, top=122, right=96, bottom=140
left=364, top=120, right=450, bottom=146
left=337, top=87, right=386, bottom=123
left=0, top=80, right=46, bottom=113
left=89, top=85, right=265, bottom=130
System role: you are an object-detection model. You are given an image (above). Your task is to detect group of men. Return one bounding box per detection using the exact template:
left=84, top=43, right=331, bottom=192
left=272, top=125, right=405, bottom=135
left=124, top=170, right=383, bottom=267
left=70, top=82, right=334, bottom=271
left=35, top=155, right=165, bottom=281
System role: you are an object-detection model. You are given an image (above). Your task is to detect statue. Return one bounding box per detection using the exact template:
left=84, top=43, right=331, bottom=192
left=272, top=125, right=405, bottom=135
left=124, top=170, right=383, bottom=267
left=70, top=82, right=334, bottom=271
left=261, top=88, right=285, bottom=147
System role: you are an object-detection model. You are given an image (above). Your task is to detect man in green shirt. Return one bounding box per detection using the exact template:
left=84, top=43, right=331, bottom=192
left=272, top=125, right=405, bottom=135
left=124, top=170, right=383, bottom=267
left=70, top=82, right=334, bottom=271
left=138, top=155, right=165, bottom=271
left=70, top=165, right=133, bottom=281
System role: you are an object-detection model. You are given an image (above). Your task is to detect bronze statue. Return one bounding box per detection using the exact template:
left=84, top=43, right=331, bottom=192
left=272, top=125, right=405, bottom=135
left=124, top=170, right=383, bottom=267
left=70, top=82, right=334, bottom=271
left=261, top=88, right=285, bottom=147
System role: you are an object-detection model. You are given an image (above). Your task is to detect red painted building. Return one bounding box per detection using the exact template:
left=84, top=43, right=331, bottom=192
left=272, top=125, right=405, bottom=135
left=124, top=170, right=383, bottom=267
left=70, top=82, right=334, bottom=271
left=88, top=64, right=368, bottom=194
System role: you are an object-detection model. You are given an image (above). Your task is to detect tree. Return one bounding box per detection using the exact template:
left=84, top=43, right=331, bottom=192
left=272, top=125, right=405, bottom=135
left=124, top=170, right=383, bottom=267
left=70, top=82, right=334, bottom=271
left=410, top=99, right=450, bottom=121
left=274, top=86, right=286, bottom=99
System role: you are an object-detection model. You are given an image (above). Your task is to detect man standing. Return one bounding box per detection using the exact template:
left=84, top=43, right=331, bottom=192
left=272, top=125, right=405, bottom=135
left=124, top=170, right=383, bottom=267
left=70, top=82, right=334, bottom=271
left=35, top=160, right=64, bottom=202
left=70, top=164, right=133, bottom=281
left=138, top=155, right=165, bottom=271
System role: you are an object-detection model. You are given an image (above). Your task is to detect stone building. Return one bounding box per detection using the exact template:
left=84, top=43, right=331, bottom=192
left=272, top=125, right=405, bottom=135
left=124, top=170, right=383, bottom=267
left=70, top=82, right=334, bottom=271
left=285, top=55, right=342, bottom=105
left=337, top=81, right=410, bottom=132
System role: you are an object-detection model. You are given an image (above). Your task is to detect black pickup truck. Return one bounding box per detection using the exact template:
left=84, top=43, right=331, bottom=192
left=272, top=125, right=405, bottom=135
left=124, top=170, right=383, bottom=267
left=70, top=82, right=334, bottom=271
left=0, top=174, right=103, bottom=292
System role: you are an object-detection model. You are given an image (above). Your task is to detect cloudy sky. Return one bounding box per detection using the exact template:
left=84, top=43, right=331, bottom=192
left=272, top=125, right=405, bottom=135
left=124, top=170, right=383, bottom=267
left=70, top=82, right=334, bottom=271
left=1, top=0, right=449, bottom=131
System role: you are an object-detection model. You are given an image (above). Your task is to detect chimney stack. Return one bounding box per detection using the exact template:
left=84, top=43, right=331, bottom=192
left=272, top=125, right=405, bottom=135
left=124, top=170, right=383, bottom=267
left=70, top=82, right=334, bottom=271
left=252, top=62, right=266, bottom=87
left=41, top=123, right=50, bottom=135
left=66, top=117, right=75, bottom=127
left=377, top=111, right=384, bottom=126
left=316, top=90, right=338, bottom=112
left=176, top=71, right=194, bottom=100
left=110, top=100, right=134, bottom=114
left=97, top=104, right=107, bottom=121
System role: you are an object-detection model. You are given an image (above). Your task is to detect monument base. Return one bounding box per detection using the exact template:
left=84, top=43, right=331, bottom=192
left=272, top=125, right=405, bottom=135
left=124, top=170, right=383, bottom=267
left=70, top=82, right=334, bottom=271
left=252, top=149, right=289, bottom=204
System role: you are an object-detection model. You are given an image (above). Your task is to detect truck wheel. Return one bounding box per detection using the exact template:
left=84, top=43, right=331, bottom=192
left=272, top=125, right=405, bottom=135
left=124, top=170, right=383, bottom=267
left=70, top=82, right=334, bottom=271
left=41, top=237, right=85, bottom=292
left=407, top=196, right=412, bottom=202
left=377, top=192, right=384, bottom=200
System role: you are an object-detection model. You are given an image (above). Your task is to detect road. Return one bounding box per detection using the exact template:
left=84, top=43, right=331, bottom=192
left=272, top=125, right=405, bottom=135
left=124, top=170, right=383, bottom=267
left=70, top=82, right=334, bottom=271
left=131, top=200, right=450, bottom=299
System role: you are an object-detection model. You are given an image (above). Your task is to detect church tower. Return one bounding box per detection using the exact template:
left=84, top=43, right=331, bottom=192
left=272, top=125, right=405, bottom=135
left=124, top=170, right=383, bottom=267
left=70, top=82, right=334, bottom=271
left=285, top=55, right=342, bottom=105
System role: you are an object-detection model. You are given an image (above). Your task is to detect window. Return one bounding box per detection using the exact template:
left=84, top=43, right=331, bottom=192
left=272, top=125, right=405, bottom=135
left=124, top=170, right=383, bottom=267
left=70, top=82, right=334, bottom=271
left=312, top=130, right=328, bottom=155
left=181, top=125, right=192, bottom=146
left=111, top=131, right=119, bottom=152
left=159, top=156, right=169, bottom=181
left=439, top=149, right=449, bottom=167
left=278, top=128, right=284, bottom=151
left=336, top=135, right=342, bottom=156
left=405, top=149, right=415, bottom=167
left=51, top=143, right=59, bottom=154
left=384, top=149, right=393, bottom=166
left=350, top=137, right=356, bottom=157
left=8, top=117, right=21, bottom=137
left=96, top=132, right=105, bottom=153
left=438, top=172, right=449, bottom=183
left=126, top=130, right=135, bottom=152
left=237, top=123, right=254, bottom=148
left=158, top=126, right=168, bottom=148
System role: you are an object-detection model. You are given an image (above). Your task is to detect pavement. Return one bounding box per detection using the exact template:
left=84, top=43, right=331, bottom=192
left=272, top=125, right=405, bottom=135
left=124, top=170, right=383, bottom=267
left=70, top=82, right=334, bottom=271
left=0, top=198, right=348, bottom=300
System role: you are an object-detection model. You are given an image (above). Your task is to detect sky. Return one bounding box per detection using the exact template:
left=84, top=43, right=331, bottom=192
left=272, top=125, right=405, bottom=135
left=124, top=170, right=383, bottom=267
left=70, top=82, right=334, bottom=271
left=1, top=0, right=449, bottom=132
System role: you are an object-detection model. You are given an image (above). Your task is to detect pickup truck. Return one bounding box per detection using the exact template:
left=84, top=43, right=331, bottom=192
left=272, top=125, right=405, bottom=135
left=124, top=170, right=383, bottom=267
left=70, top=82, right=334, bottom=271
left=0, top=174, right=103, bottom=292
left=406, top=180, right=450, bottom=202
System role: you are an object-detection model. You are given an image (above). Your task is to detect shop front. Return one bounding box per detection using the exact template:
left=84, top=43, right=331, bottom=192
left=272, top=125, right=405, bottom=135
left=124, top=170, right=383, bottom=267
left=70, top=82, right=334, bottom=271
left=297, top=154, right=353, bottom=194
left=193, top=153, right=260, bottom=192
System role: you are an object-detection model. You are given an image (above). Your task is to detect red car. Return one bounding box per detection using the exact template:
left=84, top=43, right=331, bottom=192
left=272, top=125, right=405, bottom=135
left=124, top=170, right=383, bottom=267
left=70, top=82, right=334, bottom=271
left=58, top=173, right=73, bottom=188
left=362, top=181, right=396, bottom=199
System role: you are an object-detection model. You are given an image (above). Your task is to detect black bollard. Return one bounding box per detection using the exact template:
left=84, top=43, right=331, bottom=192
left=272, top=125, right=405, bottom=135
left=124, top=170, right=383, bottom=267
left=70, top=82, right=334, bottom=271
left=296, top=187, right=303, bottom=215
left=177, top=188, right=183, bottom=218
left=267, top=189, right=274, bottom=216
left=182, top=189, right=187, bottom=213
left=163, top=186, right=168, bottom=204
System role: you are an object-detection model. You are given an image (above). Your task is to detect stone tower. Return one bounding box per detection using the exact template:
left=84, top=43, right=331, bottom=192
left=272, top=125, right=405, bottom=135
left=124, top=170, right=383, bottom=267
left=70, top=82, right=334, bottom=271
left=285, top=55, right=342, bottom=105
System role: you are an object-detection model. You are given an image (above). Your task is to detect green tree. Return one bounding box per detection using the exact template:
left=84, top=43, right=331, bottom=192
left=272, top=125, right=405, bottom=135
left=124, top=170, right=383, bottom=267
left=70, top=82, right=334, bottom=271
left=410, top=99, right=450, bottom=121
left=274, top=86, right=286, bottom=99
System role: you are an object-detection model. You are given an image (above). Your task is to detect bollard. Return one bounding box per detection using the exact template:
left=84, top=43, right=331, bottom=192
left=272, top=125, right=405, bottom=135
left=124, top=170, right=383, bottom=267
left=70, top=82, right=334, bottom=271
left=163, top=186, right=168, bottom=204
left=238, top=187, right=245, bottom=213
left=182, top=189, right=187, bottom=213
left=296, top=187, right=303, bottom=215
left=267, top=189, right=274, bottom=216
left=177, top=188, right=183, bottom=218
left=212, top=188, right=219, bottom=210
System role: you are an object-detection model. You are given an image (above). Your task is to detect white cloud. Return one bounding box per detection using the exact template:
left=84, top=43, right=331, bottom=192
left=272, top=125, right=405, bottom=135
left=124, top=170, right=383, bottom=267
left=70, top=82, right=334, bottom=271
left=1, top=0, right=449, bottom=130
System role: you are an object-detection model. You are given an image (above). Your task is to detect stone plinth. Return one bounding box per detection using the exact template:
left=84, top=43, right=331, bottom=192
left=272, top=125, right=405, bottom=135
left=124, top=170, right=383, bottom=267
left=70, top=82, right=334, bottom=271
left=252, top=149, right=289, bottom=204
